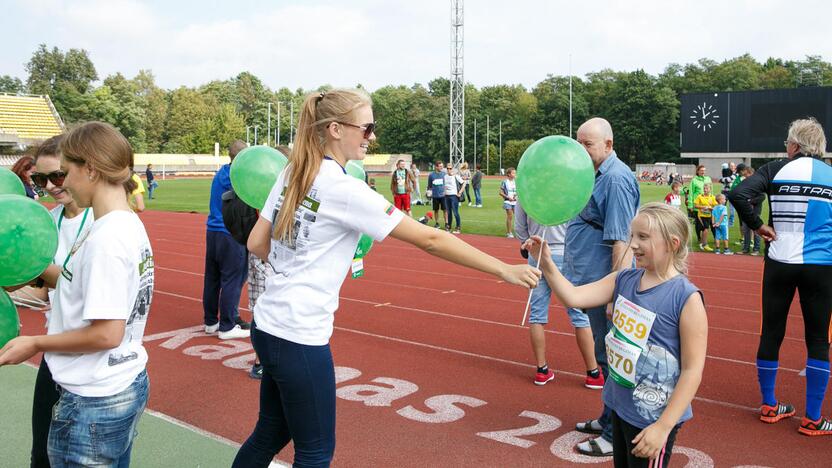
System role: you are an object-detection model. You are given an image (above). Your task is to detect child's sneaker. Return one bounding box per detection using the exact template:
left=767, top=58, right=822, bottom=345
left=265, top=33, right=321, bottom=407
left=723, top=250, right=734, bottom=255
left=715, top=249, right=722, bottom=255
left=798, top=416, right=832, bottom=436
left=585, top=372, right=605, bottom=389
left=534, top=369, right=555, bottom=386
left=760, top=402, right=795, bottom=423
left=702, top=245, right=713, bottom=252
left=507, top=233, right=514, bottom=239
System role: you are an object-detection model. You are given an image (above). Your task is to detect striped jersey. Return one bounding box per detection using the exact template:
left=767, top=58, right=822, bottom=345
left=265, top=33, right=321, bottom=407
left=729, top=154, right=832, bottom=265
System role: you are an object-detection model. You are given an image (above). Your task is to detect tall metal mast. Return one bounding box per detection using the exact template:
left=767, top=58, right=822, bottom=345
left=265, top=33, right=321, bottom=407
left=449, top=0, right=465, bottom=168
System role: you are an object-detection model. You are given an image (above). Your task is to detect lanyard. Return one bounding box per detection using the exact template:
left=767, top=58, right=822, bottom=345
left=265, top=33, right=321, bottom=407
left=57, top=207, right=91, bottom=269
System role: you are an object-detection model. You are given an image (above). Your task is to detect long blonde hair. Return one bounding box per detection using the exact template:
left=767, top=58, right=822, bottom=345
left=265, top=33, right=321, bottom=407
left=633, top=202, right=691, bottom=277
left=273, top=89, right=372, bottom=243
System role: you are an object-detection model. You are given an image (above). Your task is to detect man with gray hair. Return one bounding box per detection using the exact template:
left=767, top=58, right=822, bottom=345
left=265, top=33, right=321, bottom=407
left=729, top=117, right=832, bottom=436
left=202, top=139, right=251, bottom=340
left=566, top=117, right=640, bottom=456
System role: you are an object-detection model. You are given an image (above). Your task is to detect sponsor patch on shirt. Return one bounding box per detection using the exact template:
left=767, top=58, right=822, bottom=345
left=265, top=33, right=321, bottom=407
left=385, top=204, right=395, bottom=216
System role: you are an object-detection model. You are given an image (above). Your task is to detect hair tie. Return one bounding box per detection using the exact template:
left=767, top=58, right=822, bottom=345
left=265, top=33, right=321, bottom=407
left=316, top=92, right=326, bottom=104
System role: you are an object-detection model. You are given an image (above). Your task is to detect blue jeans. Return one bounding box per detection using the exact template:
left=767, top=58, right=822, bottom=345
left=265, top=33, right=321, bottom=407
left=147, top=180, right=158, bottom=199
left=203, top=230, right=248, bottom=332
left=586, top=305, right=613, bottom=442
left=443, top=195, right=461, bottom=229
left=473, top=187, right=482, bottom=205
left=48, top=371, right=149, bottom=468
left=233, top=327, right=336, bottom=468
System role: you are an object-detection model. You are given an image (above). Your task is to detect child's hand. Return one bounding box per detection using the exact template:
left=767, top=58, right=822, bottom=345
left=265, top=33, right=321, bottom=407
left=631, top=422, right=672, bottom=460
left=500, top=263, right=541, bottom=289
left=521, top=236, right=551, bottom=262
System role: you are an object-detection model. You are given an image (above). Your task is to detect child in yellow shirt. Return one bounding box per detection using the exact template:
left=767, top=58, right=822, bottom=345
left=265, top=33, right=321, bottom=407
left=694, top=183, right=717, bottom=251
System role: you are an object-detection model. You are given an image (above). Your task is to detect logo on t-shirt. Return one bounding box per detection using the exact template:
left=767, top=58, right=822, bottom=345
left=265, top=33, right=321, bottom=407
left=111, top=246, right=154, bottom=367
left=385, top=204, right=395, bottom=216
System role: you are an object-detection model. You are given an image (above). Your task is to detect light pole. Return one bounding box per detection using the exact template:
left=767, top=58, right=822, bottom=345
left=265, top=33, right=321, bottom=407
left=276, top=101, right=281, bottom=146
left=246, top=126, right=251, bottom=146
left=473, top=119, right=477, bottom=170
left=290, top=101, right=295, bottom=146
left=267, top=102, right=271, bottom=146
left=486, top=115, right=490, bottom=175
left=498, top=119, right=502, bottom=175
left=254, top=126, right=260, bottom=145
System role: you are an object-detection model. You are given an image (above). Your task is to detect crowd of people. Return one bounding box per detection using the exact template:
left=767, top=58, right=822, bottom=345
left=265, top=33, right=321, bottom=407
left=0, top=89, right=830, bottom=468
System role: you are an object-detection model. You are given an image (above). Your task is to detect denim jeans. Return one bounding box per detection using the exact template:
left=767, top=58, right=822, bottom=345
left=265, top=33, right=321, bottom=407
left=474, top=187, right=482, bottom=205
left=48, top=370, right=149, bottom=468
left=147, top=180, right=158, bottom=199
left=527, top=253, right=565, bottom=325
left=587, top=305, right=614, bottom=443
left=233, top=327, right=336, bottom=468
left=443, top=195, right=461, bottom=229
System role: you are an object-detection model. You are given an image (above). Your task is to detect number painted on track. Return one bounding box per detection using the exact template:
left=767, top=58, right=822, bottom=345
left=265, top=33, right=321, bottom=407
left=476, top=410, right=561, bottom=448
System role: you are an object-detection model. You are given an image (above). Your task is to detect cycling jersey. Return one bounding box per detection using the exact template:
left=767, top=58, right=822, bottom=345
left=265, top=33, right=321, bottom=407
left=729, top=154, right=832, bottom=265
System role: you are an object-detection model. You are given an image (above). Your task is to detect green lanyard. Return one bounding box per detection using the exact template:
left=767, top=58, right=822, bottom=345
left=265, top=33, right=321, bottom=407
left=58, top=207, right=90, bottom=280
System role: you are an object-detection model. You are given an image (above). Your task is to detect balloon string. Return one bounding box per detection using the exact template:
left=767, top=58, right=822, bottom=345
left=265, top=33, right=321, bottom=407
left=520, top=230, right=547, bottom=327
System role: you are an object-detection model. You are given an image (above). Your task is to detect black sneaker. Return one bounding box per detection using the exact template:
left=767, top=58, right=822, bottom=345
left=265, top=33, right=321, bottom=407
left=235, top=317, right=251, bottom=330
left=249, top=364, right=263, bottom=380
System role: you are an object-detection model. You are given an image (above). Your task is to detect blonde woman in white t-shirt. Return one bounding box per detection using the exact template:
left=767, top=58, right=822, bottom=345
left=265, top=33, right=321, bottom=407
left=235, top=89, right=541, bottom=467
left=0, top=122, right=153, bottom=467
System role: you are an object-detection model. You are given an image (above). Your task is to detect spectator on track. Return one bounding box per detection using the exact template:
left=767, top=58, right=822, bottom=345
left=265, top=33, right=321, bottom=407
left=234, top=89, right=540, bottom=468
left=712, top=194, right=732, bottom=255
left=729, top=118, right=832, bottom=436
left=460, top=161, right=473, bottom=205
left=390, top=159, right=416, bottom=217
left=0, top=122, right=154, bottom=467
left=525, top=202, right=707, bottom=467
left=732, top=165, right=763, bottom=255
left=515, top=200, right=600, bottom=388
left=427, top=160, right=447, bottom=228
left=129, top=168, right=146, bottom=212
left=410, top=162, right=424, bottom=204
left=443, top=165, right=464, bottom=233
left=567, top=117, right=640, bottom=457
left=664, top=181, right=682, bottom=209
left=202, top=140, right=250, bottom=340
left=146, top=163, right=158, bottom=200
left=693, top=183, right=717, bottom=252
left=472, top=164, right=483, bottom=207
left=687, top=165, right=712, bottom=240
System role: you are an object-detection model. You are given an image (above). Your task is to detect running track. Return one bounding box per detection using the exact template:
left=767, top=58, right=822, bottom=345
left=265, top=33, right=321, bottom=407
left=18, top=210, right=832, bottom=467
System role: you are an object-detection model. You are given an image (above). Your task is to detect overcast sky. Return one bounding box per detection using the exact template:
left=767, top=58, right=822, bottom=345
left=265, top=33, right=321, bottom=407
left=4, top=0, right=830, bottom=92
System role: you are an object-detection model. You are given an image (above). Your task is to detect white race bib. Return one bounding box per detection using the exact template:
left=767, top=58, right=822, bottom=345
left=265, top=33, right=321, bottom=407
left=605, top=331, right=641, bottom=388
left=611, top=295, right=656, bottom=350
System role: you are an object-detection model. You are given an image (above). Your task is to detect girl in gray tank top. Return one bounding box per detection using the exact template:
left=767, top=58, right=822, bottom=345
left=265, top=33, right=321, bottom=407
left=523, top=202, right=707, bottom=467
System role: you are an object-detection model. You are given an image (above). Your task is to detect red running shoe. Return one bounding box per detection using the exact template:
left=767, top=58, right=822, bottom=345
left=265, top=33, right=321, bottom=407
left=760, top=402, right=795, bottom=423
left=799, top=416, right=832, bottom=436
left=585, top=371, right=605, bottom=390
left=534, top=369, right=555, bottom=386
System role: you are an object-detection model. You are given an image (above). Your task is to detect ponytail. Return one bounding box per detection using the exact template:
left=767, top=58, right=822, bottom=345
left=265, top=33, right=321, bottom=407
left=272, top=89, right=372, bottom=244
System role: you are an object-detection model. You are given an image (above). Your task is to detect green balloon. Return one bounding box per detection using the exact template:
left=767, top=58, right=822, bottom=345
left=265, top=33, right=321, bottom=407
left=345, top=160, right=365, bottom=181
left=0, top=167, right=25, bottom=196
left=354, top=234, right=373, bottom=258
left=230, top=146, right=289, bottom=210
left=0, top=290, right=19, bottom=348
left=0, top=194, right=59, bottom=286
left=516, top=136, right=595, bottom=226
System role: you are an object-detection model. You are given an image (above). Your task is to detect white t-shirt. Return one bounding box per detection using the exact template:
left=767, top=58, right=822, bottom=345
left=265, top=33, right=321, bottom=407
left=502, top=179, right=517, bottom=206
left=444, top=174, right=463, bottom=197
left=45, top=210, right=154, bottom=397
left=255, top=159, right=405, bottom=345
left=48, top=206, right=95, bottom=307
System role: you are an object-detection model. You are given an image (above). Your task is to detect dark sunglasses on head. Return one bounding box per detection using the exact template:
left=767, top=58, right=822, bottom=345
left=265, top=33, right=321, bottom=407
left=31, top=170, right=67, bottom=188
left=339, top=121, right=376, bottom=139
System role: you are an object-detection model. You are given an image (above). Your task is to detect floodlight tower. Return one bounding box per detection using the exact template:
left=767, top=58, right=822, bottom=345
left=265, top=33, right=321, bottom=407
left=449, top=0, right=464, bottom=168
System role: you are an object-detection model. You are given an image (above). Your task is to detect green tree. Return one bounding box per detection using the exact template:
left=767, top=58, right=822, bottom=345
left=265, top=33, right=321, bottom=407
left=0, top=75, right=25, bottom=93
left=164, top=87, right=211, bottom=153
left=25, top=44, right=98, bottom=121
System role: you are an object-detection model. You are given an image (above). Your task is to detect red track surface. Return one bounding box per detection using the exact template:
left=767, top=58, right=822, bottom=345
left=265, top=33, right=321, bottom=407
left=19, top=210, right=832, bottom=467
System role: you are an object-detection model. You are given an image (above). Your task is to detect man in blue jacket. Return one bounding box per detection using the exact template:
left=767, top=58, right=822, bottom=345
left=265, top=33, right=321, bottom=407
left=202, top=140, right=250, bottom=340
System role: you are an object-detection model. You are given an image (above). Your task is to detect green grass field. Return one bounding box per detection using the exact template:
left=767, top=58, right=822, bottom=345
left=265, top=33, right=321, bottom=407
left=143, top=176, right=765, bottom=251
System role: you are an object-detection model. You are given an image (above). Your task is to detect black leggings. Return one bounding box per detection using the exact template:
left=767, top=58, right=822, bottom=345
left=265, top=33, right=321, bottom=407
left=611, top=411, right=680, bottom=468
left=758, top=258, right=832, bottom=362
left=31, top=358, right=60, bottom=468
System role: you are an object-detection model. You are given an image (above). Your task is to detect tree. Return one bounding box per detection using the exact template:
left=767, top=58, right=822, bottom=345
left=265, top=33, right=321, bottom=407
left=25, top=44, right=98, bottom=122
left=0, top=75, right=25, bottom=93
left=164, top=87, right=212, bottom=153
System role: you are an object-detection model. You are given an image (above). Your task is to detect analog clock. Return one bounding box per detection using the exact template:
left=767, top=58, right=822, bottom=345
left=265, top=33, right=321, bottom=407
left=689, top=102, right=720, bottom=132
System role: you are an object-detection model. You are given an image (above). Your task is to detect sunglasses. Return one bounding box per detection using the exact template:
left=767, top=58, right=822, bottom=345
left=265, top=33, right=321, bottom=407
left=339, top=121, right=376, bottom=139
left=31, top=170, right=67, bottom=188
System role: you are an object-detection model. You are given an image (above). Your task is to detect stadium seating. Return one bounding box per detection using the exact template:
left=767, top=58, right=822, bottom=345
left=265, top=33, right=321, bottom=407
left=0, top=94, right=63, bottom=143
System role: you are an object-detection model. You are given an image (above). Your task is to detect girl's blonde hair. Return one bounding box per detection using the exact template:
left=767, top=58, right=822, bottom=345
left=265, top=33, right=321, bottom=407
left=273, top=89, right=372, bottom=243
left=634, top=202, right=691, bottom=276
left=60, top=122, right=137, bottom=195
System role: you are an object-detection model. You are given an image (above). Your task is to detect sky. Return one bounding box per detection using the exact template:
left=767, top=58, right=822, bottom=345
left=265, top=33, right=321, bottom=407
left=4, top=0, right=831, bottom=92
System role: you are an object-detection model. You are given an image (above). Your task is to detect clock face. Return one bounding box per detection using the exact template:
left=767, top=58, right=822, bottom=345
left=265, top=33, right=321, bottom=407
left=689, top=102, right=720, bottom=132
